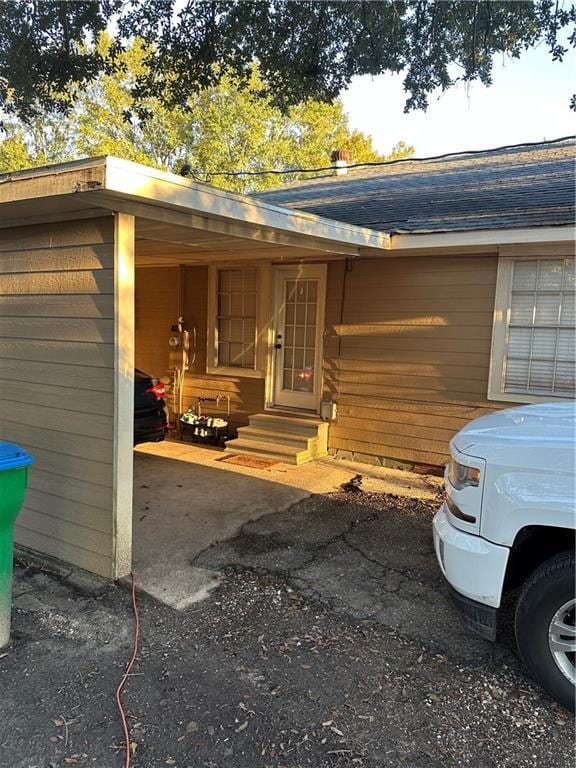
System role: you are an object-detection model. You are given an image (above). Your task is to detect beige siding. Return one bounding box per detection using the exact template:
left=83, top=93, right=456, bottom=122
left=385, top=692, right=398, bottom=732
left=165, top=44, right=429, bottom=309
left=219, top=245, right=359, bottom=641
left=0, top=218, right=116, bottom=576
left=180, top=374, right=265, bottom=431
left=323, top=255, right=518, bottom=467
left=135, top=265, right=179, bottom=379
left=135, top=265, right=265, bottom=430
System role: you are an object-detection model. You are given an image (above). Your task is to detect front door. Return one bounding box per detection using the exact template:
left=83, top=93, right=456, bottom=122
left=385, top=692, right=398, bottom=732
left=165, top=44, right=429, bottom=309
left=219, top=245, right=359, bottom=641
left=272, top=265, right=326, bottom=411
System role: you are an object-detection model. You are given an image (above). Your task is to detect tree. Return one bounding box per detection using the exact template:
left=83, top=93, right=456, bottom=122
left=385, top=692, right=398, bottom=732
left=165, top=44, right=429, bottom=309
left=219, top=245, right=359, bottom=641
left=1, top=1, right=574, bottom=121
left=176, top=67, right=411, bottom=192
left=0, top=39, right=413, bottom=193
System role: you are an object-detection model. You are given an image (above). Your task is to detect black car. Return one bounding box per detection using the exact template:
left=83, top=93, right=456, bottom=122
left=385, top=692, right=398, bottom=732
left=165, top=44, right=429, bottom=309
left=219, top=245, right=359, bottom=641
left=134, top=369, right=169, bottom=445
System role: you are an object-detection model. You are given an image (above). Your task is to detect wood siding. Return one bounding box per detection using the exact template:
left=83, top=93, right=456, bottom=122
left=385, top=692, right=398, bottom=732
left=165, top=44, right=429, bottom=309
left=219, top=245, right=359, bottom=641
left=135, top=265, right=265, bottom=430
left=0, top=218, right=117, bottom=576
left=135, top=265, right=179, bottom=379
left=323, top=255, right=517, bottom=467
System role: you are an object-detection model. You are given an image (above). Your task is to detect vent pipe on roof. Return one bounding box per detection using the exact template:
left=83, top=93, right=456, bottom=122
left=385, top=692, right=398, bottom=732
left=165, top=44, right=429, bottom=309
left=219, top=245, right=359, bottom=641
left=331, top=149, right=350, bottom=176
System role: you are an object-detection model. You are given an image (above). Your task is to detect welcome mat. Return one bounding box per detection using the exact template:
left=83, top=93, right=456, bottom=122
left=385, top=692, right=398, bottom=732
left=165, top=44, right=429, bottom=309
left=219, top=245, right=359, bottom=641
left=220, top=454, right=280, bottom=469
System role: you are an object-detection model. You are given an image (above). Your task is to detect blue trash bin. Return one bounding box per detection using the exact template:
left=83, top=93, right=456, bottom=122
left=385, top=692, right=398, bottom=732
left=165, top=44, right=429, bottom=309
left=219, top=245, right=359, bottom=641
left=0, top=442, right=34, bottom=647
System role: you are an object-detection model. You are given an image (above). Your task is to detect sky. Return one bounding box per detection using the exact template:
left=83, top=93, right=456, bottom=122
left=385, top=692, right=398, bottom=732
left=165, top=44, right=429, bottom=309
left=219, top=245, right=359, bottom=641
left=340, top=42, right=576, bottom=158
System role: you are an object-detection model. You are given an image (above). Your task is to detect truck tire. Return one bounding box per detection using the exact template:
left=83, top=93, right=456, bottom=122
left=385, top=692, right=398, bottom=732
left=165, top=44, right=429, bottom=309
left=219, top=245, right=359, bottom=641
left=515, top=551, right=575, bottom=712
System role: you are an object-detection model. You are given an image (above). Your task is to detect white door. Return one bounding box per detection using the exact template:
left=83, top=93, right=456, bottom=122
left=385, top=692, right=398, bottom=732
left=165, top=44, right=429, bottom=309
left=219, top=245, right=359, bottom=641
left=272, top=265, right=326, bottom=411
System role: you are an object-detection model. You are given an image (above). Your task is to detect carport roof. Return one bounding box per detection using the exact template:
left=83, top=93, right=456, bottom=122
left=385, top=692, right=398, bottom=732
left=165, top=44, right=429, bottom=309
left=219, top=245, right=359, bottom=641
left=0, top=156, right=390, bottom=261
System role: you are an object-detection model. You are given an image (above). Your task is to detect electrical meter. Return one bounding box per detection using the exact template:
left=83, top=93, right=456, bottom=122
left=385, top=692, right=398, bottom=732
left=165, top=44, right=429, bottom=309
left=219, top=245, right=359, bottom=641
left=168, top=329, right=190, bottom=371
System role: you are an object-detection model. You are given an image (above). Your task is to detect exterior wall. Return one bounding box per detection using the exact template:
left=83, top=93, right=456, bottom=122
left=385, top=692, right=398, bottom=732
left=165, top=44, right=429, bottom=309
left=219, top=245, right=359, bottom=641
left=323, top=254, right=517, bottom=468
left=0, top=217, right=119, bottom=576
left=135, top=265, right=265, bottom=431
left=135, top=265, right=179, bottom=379
left=134, top=251, right=529, bottom=470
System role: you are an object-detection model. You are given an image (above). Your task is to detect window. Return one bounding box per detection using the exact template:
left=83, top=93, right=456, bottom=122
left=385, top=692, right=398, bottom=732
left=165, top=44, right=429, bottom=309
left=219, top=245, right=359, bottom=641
left=215, top=268, right=257, bottom=369
left=488, top=256, right=576, bottom=401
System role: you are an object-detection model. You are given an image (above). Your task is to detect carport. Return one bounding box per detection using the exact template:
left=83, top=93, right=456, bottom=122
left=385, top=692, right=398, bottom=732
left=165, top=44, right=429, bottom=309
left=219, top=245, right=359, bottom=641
left=0, top=156, right=389, bottom=580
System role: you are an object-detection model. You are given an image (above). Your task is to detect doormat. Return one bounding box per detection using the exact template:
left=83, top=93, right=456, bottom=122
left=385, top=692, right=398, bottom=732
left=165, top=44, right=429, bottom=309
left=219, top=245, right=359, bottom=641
left=220, top=454, right=280, bottom=469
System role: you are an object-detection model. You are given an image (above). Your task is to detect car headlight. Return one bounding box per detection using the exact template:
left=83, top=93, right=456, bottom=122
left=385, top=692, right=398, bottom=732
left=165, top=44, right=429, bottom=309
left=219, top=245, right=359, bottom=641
left=447, top=459, right=481, bottom=490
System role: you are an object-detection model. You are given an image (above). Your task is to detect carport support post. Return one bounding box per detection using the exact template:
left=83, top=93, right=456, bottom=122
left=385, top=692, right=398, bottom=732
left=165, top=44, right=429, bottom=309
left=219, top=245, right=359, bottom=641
left=112, top=212, right=135, bottom=579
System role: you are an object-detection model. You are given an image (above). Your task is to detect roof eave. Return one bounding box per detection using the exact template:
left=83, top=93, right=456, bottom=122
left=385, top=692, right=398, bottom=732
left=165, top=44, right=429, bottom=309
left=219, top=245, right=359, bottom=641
left=389, top=225, right=575, bottom=250
left=102, top=157, right=390, bottom=253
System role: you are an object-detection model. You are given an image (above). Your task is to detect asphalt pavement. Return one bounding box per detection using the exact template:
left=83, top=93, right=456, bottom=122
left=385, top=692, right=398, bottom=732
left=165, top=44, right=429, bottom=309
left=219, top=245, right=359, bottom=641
left=1, top=489, right=573, bottom=768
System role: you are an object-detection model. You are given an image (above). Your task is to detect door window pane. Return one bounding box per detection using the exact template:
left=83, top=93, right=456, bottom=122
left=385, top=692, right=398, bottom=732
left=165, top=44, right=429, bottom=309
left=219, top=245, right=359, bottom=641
left=280, top=278, right=319, bottom=394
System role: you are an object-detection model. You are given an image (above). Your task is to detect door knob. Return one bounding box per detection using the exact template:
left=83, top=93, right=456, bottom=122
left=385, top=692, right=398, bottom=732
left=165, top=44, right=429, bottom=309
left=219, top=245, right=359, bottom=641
left=274, top=343, right=282, bottom=350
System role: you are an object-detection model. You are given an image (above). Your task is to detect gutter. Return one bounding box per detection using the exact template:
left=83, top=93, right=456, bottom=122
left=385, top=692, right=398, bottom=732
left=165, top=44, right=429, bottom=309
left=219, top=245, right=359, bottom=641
left=390, top=225, right=575, bottom=250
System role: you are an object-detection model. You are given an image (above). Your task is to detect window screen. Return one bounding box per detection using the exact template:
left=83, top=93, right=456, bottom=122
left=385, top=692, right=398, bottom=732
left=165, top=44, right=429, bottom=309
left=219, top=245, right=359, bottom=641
left=504, top=258, right=575, bottom=396
left=216, top=269, right=257, bottom=369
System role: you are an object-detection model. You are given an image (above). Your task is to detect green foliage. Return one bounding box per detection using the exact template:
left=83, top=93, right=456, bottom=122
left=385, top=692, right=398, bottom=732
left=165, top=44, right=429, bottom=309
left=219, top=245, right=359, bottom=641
left=1, top=1, right=574, bottom=121
left=179, top=66, right=411, bottom=193
left=0, top=39, right=413, bottom=194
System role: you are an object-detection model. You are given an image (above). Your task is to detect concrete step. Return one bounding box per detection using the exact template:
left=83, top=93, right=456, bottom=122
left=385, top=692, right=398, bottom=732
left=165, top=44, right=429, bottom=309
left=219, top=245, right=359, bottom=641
left=236, top=426, right=316, bottom=451
left=226, top=413, right=329, bottom=466
left=249, top=413, right=328, bottom=439
left=224, top=437, right=310, bottom=465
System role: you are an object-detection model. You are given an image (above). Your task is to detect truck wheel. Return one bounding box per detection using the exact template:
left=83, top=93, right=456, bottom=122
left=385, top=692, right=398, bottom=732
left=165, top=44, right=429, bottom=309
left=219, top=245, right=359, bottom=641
left=515, top=551, right=575, bottom=712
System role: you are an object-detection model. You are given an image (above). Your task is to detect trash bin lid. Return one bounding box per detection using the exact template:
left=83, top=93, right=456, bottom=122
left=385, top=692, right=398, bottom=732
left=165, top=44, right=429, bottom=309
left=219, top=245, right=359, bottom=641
left=0, top=442, right=34, bottom=471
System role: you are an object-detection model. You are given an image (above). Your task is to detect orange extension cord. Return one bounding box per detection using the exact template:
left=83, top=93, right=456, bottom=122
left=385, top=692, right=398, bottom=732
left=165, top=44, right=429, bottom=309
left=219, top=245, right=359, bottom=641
left=115, top=573, right=140, bottom=768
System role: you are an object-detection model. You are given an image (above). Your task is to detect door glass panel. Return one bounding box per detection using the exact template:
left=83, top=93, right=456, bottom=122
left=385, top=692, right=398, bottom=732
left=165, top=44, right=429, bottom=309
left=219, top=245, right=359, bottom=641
left=280, top=278, right=318, bottom=394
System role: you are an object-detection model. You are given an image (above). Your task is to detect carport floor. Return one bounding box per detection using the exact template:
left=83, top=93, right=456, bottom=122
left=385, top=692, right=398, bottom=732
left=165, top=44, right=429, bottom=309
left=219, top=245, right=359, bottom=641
left=132, top=441, right=441, bottom=609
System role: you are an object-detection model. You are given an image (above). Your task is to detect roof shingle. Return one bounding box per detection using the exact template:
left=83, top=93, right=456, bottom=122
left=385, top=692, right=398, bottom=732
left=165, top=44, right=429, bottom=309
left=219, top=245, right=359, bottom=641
left=255, top=138, right=576, bottom=234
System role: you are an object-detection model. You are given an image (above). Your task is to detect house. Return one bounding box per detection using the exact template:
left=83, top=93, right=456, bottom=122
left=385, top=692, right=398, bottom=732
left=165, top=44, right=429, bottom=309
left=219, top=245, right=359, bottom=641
left=253, top=137, right=576, bottom=467
left=0, top=137, right=573, bottom=579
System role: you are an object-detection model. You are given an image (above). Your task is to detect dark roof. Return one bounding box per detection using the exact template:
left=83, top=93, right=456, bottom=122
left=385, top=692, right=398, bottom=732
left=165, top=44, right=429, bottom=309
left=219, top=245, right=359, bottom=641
left=255, top=138, right=576, bottom=234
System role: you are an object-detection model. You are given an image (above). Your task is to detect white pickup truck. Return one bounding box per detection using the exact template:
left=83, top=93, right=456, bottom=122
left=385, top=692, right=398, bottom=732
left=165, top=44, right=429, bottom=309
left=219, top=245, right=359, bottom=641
left=433, top=402, right=575, bottom=711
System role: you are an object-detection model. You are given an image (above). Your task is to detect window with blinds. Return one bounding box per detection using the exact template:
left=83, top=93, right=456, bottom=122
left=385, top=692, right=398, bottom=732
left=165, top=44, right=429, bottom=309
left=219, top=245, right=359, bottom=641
left=216, top=268, right=257, bottom=369
left=503, top=258, right=575, bottom=396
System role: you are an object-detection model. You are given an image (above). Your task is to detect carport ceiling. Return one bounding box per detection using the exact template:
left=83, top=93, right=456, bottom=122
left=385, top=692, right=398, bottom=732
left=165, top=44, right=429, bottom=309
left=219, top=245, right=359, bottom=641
left=135, top=218, right=351, bottom=265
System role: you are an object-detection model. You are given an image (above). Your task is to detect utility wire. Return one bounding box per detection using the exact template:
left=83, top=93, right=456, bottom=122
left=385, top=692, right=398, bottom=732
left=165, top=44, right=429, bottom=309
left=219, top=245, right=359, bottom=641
left=182, top=134, right=575, bottom=180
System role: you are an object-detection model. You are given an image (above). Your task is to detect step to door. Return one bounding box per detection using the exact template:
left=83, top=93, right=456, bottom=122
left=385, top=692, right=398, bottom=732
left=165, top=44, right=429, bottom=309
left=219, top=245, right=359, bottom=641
left=224, top=437, right=311, bottom=465
left=250, top=413, right=328, bottom=438
left=224, top=412, right=329, bottom=466
left=236, top=426, right=316, bottom=451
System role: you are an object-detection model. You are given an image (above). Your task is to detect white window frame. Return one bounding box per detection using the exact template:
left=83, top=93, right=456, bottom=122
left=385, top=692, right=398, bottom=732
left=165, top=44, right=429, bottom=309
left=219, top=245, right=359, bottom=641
left=206, top=264, right=270, bottom=379
left=488, top=254, right=575, bottom=403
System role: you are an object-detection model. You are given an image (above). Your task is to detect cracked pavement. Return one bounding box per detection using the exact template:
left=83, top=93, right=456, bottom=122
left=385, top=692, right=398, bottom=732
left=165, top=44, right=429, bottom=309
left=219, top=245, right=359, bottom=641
left=1, top=488, right=573, bottom=767
left=194, top=490, right=501, bottom=657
